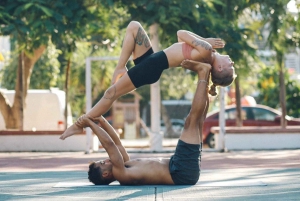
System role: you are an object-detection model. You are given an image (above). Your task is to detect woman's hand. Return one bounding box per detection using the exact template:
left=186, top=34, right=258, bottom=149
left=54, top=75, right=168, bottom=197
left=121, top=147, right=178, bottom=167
left=111, top=67, right=128, bottom=85
left=205, top=38, right=225, bottom=49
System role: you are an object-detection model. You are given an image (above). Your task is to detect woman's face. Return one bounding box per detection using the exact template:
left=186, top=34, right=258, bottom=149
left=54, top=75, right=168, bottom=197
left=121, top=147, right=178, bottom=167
left=212, top=54, right=234, bottom=74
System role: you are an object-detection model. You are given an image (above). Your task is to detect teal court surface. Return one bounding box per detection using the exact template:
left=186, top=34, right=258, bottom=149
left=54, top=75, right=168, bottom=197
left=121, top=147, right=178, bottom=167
left=0, top=149, right=300, bottom=200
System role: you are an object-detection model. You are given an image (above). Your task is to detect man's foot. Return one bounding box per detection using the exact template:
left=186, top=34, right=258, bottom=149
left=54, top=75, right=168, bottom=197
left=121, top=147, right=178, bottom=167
left=59, top=124, right=83, bottom=140
left=181, top=60, right=211, bottom=73
left=205, top=38, right=225, bottom=49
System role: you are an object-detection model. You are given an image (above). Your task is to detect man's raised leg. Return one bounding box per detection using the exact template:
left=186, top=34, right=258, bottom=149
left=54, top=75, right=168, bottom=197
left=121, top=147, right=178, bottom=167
left=179, top=60, right=211, bottom=144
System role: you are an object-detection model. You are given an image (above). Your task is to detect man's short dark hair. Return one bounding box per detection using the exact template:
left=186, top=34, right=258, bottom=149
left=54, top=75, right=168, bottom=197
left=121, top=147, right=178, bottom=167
left=88, top=162, right=111, bottom=185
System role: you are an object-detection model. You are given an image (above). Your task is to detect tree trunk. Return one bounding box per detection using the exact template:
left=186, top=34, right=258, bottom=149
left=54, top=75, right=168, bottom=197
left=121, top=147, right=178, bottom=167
left=15, top=51, right=25, bottom=130
left=0, top=91, right=17, bottom=128
left=64, top=58, right=71, bottom=129
left=0, top=46, right=46, bottom=129
left=235, top=77, right=242, bottom=127
left=278, top=54, right=287, bottom=128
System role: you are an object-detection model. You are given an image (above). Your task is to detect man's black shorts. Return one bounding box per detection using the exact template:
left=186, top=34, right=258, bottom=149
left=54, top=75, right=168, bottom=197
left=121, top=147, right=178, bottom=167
left=169, top=139, right=202, bottom=185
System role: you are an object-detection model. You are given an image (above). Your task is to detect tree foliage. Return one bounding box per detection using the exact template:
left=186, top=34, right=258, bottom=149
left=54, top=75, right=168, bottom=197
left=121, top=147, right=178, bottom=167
left=0, top=0, right=127, bottom=128
left=253, top=0, right=300, bottom=126
left=1, top=0, right=299, bottom=129
left=257, top=65, right=300, bottom=117
left=1, top=41, right=61, bottom=89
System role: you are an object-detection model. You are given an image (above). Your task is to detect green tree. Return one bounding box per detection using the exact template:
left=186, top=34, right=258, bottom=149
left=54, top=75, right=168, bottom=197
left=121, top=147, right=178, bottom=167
left=0, top=0, right=121, bottom=129
left=253, top=0, right=300, bottom=127
left=1, top=41, right=61, bottom=89
left=257, top=65, right=300, bottom=118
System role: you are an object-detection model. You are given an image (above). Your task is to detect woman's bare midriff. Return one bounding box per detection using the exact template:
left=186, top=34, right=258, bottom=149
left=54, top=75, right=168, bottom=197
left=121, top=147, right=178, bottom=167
left=163, top=43, right=211, bottom=67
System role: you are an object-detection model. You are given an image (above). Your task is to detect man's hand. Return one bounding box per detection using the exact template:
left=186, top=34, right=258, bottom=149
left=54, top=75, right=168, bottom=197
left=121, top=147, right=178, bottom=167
left=205, top=38, right=225, bottom=49
left=89, top=116, right=106, bottom=127
left=181, top=59, right=212, bottom=72
left=111, top=67, right=128, bottom=85
left=75, top=115, right=93, bottom=128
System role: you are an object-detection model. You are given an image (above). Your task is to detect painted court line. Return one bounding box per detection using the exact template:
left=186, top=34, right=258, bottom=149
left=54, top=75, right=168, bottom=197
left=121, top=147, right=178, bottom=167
left=53, top=180, right=266, bottom=188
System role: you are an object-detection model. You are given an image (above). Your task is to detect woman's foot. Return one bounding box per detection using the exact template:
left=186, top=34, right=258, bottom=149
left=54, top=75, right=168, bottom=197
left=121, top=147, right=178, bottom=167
left=59, top=124, right=83, bottom=140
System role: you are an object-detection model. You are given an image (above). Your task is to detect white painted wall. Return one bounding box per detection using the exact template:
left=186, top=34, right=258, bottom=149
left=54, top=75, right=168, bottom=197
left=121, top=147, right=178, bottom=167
left=225, top=133, right=300, bottom=150
left=0, top=135, right=86, bottom=152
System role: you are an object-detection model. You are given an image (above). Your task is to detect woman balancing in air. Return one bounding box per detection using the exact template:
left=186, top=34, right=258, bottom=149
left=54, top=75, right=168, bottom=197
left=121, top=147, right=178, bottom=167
left=60, top=20, right=236, bottom=140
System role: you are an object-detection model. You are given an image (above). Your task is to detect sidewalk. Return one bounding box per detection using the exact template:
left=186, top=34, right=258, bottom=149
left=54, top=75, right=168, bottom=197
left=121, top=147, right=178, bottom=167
left=1, top=148, right=300, bottom=200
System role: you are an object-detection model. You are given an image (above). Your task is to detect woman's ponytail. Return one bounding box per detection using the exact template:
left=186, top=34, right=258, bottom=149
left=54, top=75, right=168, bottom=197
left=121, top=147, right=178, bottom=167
left=208, top=84, right=218, bottom=96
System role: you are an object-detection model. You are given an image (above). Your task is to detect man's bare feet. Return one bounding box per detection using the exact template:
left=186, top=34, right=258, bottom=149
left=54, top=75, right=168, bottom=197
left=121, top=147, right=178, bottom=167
left=181, top=60, right=211, bottom=73
left=59, top=124, right=83, bottom=140
left=205, top=38, right=225, bottom=49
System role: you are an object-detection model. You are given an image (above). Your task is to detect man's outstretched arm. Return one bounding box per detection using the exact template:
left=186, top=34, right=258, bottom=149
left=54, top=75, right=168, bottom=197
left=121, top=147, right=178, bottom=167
left=78, top=116, right=126, bottom=171
left=91, top=116, right=130, bottom=162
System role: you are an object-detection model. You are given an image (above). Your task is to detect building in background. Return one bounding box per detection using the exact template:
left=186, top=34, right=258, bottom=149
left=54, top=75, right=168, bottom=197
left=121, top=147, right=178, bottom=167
left=0, top=36, right=10, bottom=89
left=0, top=36, right=10, bottom=69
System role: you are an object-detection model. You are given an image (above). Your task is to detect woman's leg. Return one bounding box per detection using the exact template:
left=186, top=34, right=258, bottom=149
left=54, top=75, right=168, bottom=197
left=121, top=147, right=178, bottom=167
left=86, top=73, right=136, bottom=117
left=112, top=21, right=153, bottom=84
left=60, top=73, right=135, bottom=140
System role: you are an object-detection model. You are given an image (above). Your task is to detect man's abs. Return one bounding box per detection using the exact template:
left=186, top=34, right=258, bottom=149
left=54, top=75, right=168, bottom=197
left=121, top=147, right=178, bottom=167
left=121, top=159, right=174, bottom=185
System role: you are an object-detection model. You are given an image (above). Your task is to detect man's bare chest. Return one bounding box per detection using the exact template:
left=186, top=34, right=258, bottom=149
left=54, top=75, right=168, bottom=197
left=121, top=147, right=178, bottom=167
left=124, top=158, right=170, bottom=168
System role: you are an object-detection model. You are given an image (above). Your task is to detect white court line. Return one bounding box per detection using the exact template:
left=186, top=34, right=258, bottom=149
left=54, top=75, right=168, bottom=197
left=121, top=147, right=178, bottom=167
left=53, top=179, right=267, bottom=188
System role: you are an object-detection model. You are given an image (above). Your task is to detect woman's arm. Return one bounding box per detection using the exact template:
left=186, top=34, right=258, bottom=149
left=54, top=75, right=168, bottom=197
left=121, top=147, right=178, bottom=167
left=177, top=30, right=213, bottom=56
left=177, top=30, right=224, bottom=49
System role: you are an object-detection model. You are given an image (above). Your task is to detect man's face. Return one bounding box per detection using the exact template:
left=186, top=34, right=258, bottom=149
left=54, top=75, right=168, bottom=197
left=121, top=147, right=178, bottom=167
left=95, top=158, right=113, bottom=172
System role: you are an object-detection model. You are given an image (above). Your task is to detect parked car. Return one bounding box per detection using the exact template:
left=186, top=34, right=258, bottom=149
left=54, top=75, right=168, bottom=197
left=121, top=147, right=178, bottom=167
left=161, top=119, right=185, bottom=137
left=203, top=104, right=300, bottom=148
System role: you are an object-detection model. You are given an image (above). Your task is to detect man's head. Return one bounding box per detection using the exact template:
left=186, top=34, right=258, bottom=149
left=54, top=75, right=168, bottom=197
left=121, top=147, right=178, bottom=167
left=88, top=159, right=115, bottom=185
left=211, top=53, right=236, bottom=86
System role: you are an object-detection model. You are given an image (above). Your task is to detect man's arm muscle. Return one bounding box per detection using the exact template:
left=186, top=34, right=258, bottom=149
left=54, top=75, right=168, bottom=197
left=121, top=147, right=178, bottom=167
left=86, top=119, right=126, bottom=171
left=94, top=116, right=130, bottom=162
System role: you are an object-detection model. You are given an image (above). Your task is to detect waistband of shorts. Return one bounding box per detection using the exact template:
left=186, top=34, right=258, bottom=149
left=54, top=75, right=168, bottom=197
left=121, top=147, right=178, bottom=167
left=177, top=139, right=202, bottom=149
left=133, top=48, right=154, bottom=65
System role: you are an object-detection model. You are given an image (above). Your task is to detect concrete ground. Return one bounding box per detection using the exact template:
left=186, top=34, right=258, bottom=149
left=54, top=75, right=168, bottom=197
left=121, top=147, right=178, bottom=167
left=0, top=148, right=300, bottom=201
